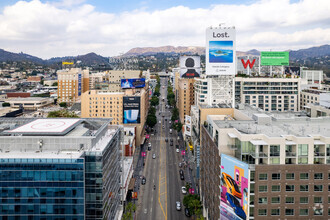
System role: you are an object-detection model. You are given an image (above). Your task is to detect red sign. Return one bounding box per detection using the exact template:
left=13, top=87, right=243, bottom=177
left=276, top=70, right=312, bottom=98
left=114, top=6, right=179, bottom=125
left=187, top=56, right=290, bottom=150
left=241, top=59, right=256, bottom=69
left=181, top=150, right=185, bottom=156
left=141, top=152, right=146, bottom=157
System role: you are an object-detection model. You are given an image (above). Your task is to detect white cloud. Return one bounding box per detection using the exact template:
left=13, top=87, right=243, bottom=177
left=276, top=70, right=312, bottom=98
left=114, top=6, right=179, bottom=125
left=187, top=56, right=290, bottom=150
left=0, top=0, right=329, bottom=58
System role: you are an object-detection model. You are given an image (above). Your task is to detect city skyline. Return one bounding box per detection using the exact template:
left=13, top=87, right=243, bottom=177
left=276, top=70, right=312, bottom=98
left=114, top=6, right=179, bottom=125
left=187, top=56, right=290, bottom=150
left=0, top=0, right=329, bottom=59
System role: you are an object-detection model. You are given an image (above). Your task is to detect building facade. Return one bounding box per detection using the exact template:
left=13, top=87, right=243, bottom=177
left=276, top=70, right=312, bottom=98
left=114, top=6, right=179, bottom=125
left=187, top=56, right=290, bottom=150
left=177, top=77, right=195, bottom=123
left=0, top=118, right=121, bottom=220
left=235, top=77, right=300, bottom=112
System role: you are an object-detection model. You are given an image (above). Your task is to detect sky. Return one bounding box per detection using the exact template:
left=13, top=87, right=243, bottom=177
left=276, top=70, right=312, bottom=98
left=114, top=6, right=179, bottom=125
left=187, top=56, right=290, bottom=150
left=0, top=0, right=329, bottom=59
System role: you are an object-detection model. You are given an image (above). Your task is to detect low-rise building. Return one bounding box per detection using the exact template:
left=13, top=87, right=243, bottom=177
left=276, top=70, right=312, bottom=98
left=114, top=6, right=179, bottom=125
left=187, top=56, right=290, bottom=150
left=7, top=97, right=54, bottom=110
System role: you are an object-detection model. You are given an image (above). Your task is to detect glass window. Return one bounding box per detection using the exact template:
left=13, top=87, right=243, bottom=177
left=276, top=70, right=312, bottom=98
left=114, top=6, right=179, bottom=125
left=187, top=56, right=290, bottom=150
left=272, top=173, right=280, bottom=180
left=286, top=173, right=295, bottom=180
left=314, top=173, right=323, bottom=180
left=285, top=209, right=294, bottom=216
left=259, top=185, right=267, bottom=192
left=300, top=197, right=309, bottom=204
left=258, top=209, right=267, bottom=216
left=314, top=197, right=322, bottom=203
left=314, top=209, right=323, bottom=216
left=314, top=185, right=323, bottom=192
left=286, top=185, right=295, bottom=192
left=271, top=197, right=280, bottom=204
left=298, top=144, right=308, bottom=156
left=259, top=173, right=267, bottom=180
left=300, top=209, right=308, bottom=216
left=258, top=197, right=267, bottom=204
left=300, top=185, right=309, bottom=192
left=286, top=197, right=294, bottom=204
left=271, top=209, right=280, bottom=216
left=271, top=185, right=280, bottom=192
left=300, top=173, right=309, bottom=180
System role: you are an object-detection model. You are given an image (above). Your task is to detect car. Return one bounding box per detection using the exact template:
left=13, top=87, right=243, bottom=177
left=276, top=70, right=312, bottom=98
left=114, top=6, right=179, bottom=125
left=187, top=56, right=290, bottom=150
left=179, top=169, right=184, bottom=175
left=226, top=193, right=247, bottom=220
left=165, top=118, right=167, bottom=121
left=170, top=138, right=173, bottom=142
left=170, top=142, right=173, bottom=146
left=141, top=177, right=146, bottom=185
left=181, top=186, right=187, bottom=194
left=169, top=121, right=171, bottom=124
left=148, top=143, right=151, bottom=147
left=176, top=201, right=181, bottom=211
left=179, top=162, right=182, bottom=168
left=152, top=153, right=156, bottom=159
left=165, top=138, right=168, bottom=142
left=176, top=149, right=180, bottom=153
left=169, top=129, right=172, bottom=134
left=163, top=125, right=165, bottom=129
left=184, top=208, right=191, bottom=217
left=180, top=174, right=184, bottom=180
left=148, top=146, right=151, bottom=151
left=222, top=173, right=242, bottom=199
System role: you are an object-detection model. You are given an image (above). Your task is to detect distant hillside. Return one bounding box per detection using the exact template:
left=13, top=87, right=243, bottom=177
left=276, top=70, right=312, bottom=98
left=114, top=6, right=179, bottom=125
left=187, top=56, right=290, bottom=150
left=0, top=49, right=44, bottom=64
left=289, top=45, right=330, bottom=60
left=123, top=46, right=205, bottom=56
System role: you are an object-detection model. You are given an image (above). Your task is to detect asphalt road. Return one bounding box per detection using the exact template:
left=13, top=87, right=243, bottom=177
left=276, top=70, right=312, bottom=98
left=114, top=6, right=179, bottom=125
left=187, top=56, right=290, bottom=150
left=136, top=77, right=188, bottom=220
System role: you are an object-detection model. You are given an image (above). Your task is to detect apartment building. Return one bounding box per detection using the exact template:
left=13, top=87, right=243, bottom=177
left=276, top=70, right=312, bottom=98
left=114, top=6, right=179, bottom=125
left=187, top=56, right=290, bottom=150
left=304, top=93, right=330, bottom=117
left=235, top=77, right=300, bottom=112
left=194, top=77, right=208, bottom=106
left=177, top=77, right=195, bottom=123
left=81, top=88, right=149, bottom=146
left=0, top=118, right=121, bottom=220
left=57, top=68, right=89, bottom=105
left=200, top=105, right=330, bottom=219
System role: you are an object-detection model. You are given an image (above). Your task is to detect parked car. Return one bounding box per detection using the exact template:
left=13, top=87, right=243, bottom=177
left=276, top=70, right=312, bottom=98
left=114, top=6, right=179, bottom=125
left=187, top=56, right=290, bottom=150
left=179, top=169, right=184, bottom=175
left=176, top=149, right=180, bottom=153
left=148, top=143, right=151, bottom=147
left=222, top=173, right=242, bottom=199
left=226, top=193, right=246, bottom=219
left=176, top=201, right=181, bottom=211
left=179, top=162, right=182, bottom=168
left=181, top=186, right=187, bottom=194
left=184, top=208, right=191, bottom=217
left=180, top=174, right=184, bottom=180
left=148, top=146, right=151, bottom=151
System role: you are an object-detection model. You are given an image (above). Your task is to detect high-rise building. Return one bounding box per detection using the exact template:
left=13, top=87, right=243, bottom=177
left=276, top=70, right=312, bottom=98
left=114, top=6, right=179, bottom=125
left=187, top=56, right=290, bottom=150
left=235, top=77, right=300, bottom=112
left=0, top=118, right=121, bottom=220
left=177, top=77, right=195, bottom=123
left=81, top=87, right=149, bottom=146
left=57, top=68, right=89, bottom=105
left=200, top=105, right=330, bottom=219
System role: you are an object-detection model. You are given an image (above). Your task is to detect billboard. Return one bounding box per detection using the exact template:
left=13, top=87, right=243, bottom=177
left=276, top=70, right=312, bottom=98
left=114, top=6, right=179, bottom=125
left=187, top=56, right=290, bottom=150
left=123, top=97, right=141, bottom=124
left=121, top=78, right=146, bottom=89
left=220, top=154, right=249, bottom=220
left=180, top=56, right=201, bottom=78
left=206, top=27, right=236, bottom=75
left=78, top=73, right=82, bottom=96
left=260, top=51, right=289, bottom=66
left=284, top=66, right=300, bottom=76
left=185, top=115, right=191, bottom=136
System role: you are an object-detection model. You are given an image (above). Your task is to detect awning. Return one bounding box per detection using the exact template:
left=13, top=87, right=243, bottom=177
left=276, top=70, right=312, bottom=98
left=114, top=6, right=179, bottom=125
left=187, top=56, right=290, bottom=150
left=250, top=140, right=268, bottom=145
left=314, top=140, right=325, bottom=145
left=285, top=141, right=297, bottom=145
left=128, top=178, right=135, bottom=191
left=227, top=133, right=237, bottom=138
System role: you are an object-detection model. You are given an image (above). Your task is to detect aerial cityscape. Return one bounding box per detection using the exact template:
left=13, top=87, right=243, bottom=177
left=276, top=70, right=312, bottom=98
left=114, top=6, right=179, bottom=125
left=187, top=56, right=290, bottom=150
left=0, top=0, right=329, bottom=220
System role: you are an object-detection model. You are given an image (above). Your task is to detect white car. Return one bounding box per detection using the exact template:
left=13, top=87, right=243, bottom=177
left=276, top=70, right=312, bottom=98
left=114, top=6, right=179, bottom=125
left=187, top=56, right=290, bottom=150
left=176, top=149, right=180, bottom=153
left=148, top=143, right=151, bottom=147
left=181, top=186, right=187, bottom=194
left=176, top=201, right=181, bottom=211
left=152, top=153, right=156, bottom=159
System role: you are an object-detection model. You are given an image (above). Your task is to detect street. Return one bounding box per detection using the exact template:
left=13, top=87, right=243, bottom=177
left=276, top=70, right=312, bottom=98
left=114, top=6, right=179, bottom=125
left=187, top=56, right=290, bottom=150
left=135, top=76, right=193, bottom=220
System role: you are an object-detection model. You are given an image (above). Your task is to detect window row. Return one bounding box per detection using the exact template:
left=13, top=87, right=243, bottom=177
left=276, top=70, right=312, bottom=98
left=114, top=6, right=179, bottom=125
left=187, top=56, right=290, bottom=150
left=258, top=172, right=326, bottom=180
left=258, top=184, right=325, bottom=192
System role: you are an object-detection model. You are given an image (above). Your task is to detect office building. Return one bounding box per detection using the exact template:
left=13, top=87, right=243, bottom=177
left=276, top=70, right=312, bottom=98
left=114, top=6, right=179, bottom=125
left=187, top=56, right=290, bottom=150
left=57, top=68, right=89, bottom=105
left=0, top=118, right=121, bottom=220
left=7, top=97, right=54, bottom=111
left=304, top=93, right=330, bottom=117
left=177, top=77, right=195, bottom=123
left=301, top=70, right=323, bottom=85
left=81, top=88, right=149, bottom=146
left=200, top=105, right=330, bottom=219
left=235, top=77, right=300, bottom=112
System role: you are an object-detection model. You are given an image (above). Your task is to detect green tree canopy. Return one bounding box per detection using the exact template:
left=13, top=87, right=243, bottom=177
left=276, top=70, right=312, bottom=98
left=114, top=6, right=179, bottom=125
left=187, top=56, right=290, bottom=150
left=146, top=114, right=157, bottom=128
left=47, top=110, right=79, bottom=118
left=150, top=96, right=159, bottom=106
left=2, top=102, right=10, bottom=107
left=59, top=102, right=67, bottom=108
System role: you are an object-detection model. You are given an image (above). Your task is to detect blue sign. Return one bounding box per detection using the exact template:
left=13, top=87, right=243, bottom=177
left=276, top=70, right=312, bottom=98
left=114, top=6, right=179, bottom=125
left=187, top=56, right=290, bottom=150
left=121, top=78, right=145, bottom=89
left=78, top=73, right=82, bottom=96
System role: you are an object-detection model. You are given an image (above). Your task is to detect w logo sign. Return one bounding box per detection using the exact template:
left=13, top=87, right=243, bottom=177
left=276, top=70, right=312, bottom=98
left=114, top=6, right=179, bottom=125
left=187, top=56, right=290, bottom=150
left=241, top=59, right=256, bottom=69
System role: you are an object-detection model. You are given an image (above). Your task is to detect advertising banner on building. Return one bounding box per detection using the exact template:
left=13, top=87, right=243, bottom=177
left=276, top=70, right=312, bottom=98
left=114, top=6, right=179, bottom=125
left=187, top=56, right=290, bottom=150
left=121, top=78, right=146, bottom=89
left=284, top=66, right=300, bottom=76
left=123, top=97, right=141, bottom=124
left=78, top=73, right=82, bottom=96
left=220, top=154, right=249, bottom=220
left=206, top=27, right=236, bottom=75
left=180, top=56, right=201, bottom=78
left=260, top=51, right=289, bottom=66
left=185, top=115, right=191, bottom=136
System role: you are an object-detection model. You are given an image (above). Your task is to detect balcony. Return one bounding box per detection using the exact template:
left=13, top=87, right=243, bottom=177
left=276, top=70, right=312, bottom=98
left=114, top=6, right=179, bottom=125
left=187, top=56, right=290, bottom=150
left=314, top=152, right=325, bottom=157
left=250, top=152, right=268, bottom=158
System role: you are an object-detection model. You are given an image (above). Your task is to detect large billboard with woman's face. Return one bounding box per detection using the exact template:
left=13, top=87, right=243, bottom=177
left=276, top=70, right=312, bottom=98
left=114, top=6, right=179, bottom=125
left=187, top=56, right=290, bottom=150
left=220, top=154, right=249, bottom=220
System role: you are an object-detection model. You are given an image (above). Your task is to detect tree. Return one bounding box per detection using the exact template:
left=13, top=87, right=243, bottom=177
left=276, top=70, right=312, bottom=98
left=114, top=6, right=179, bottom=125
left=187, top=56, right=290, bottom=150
left=52, top=82, right=58, bottom=86
left=47, top=110, right=79, bottom=118
left=146, top=114, right=157, bottom=128
left=2, top=102, right=10, bottom=107
left=122, top=202, right=136, bottom=220
left=150, top=96, right=159, bottom=106
left=148, top=106, right=156, bottom=115
left=59, top=102, right=67, bottom=108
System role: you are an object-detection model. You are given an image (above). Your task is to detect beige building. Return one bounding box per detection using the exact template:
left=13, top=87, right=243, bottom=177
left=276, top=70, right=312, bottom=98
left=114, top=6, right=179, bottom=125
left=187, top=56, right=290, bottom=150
left=81, top=87, right=149, bottom=146
left=177, top=77, right=195, bottom=123
left=7, top=97, right=53, bottom=110
left=57, top=68, right=89, bottom=105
